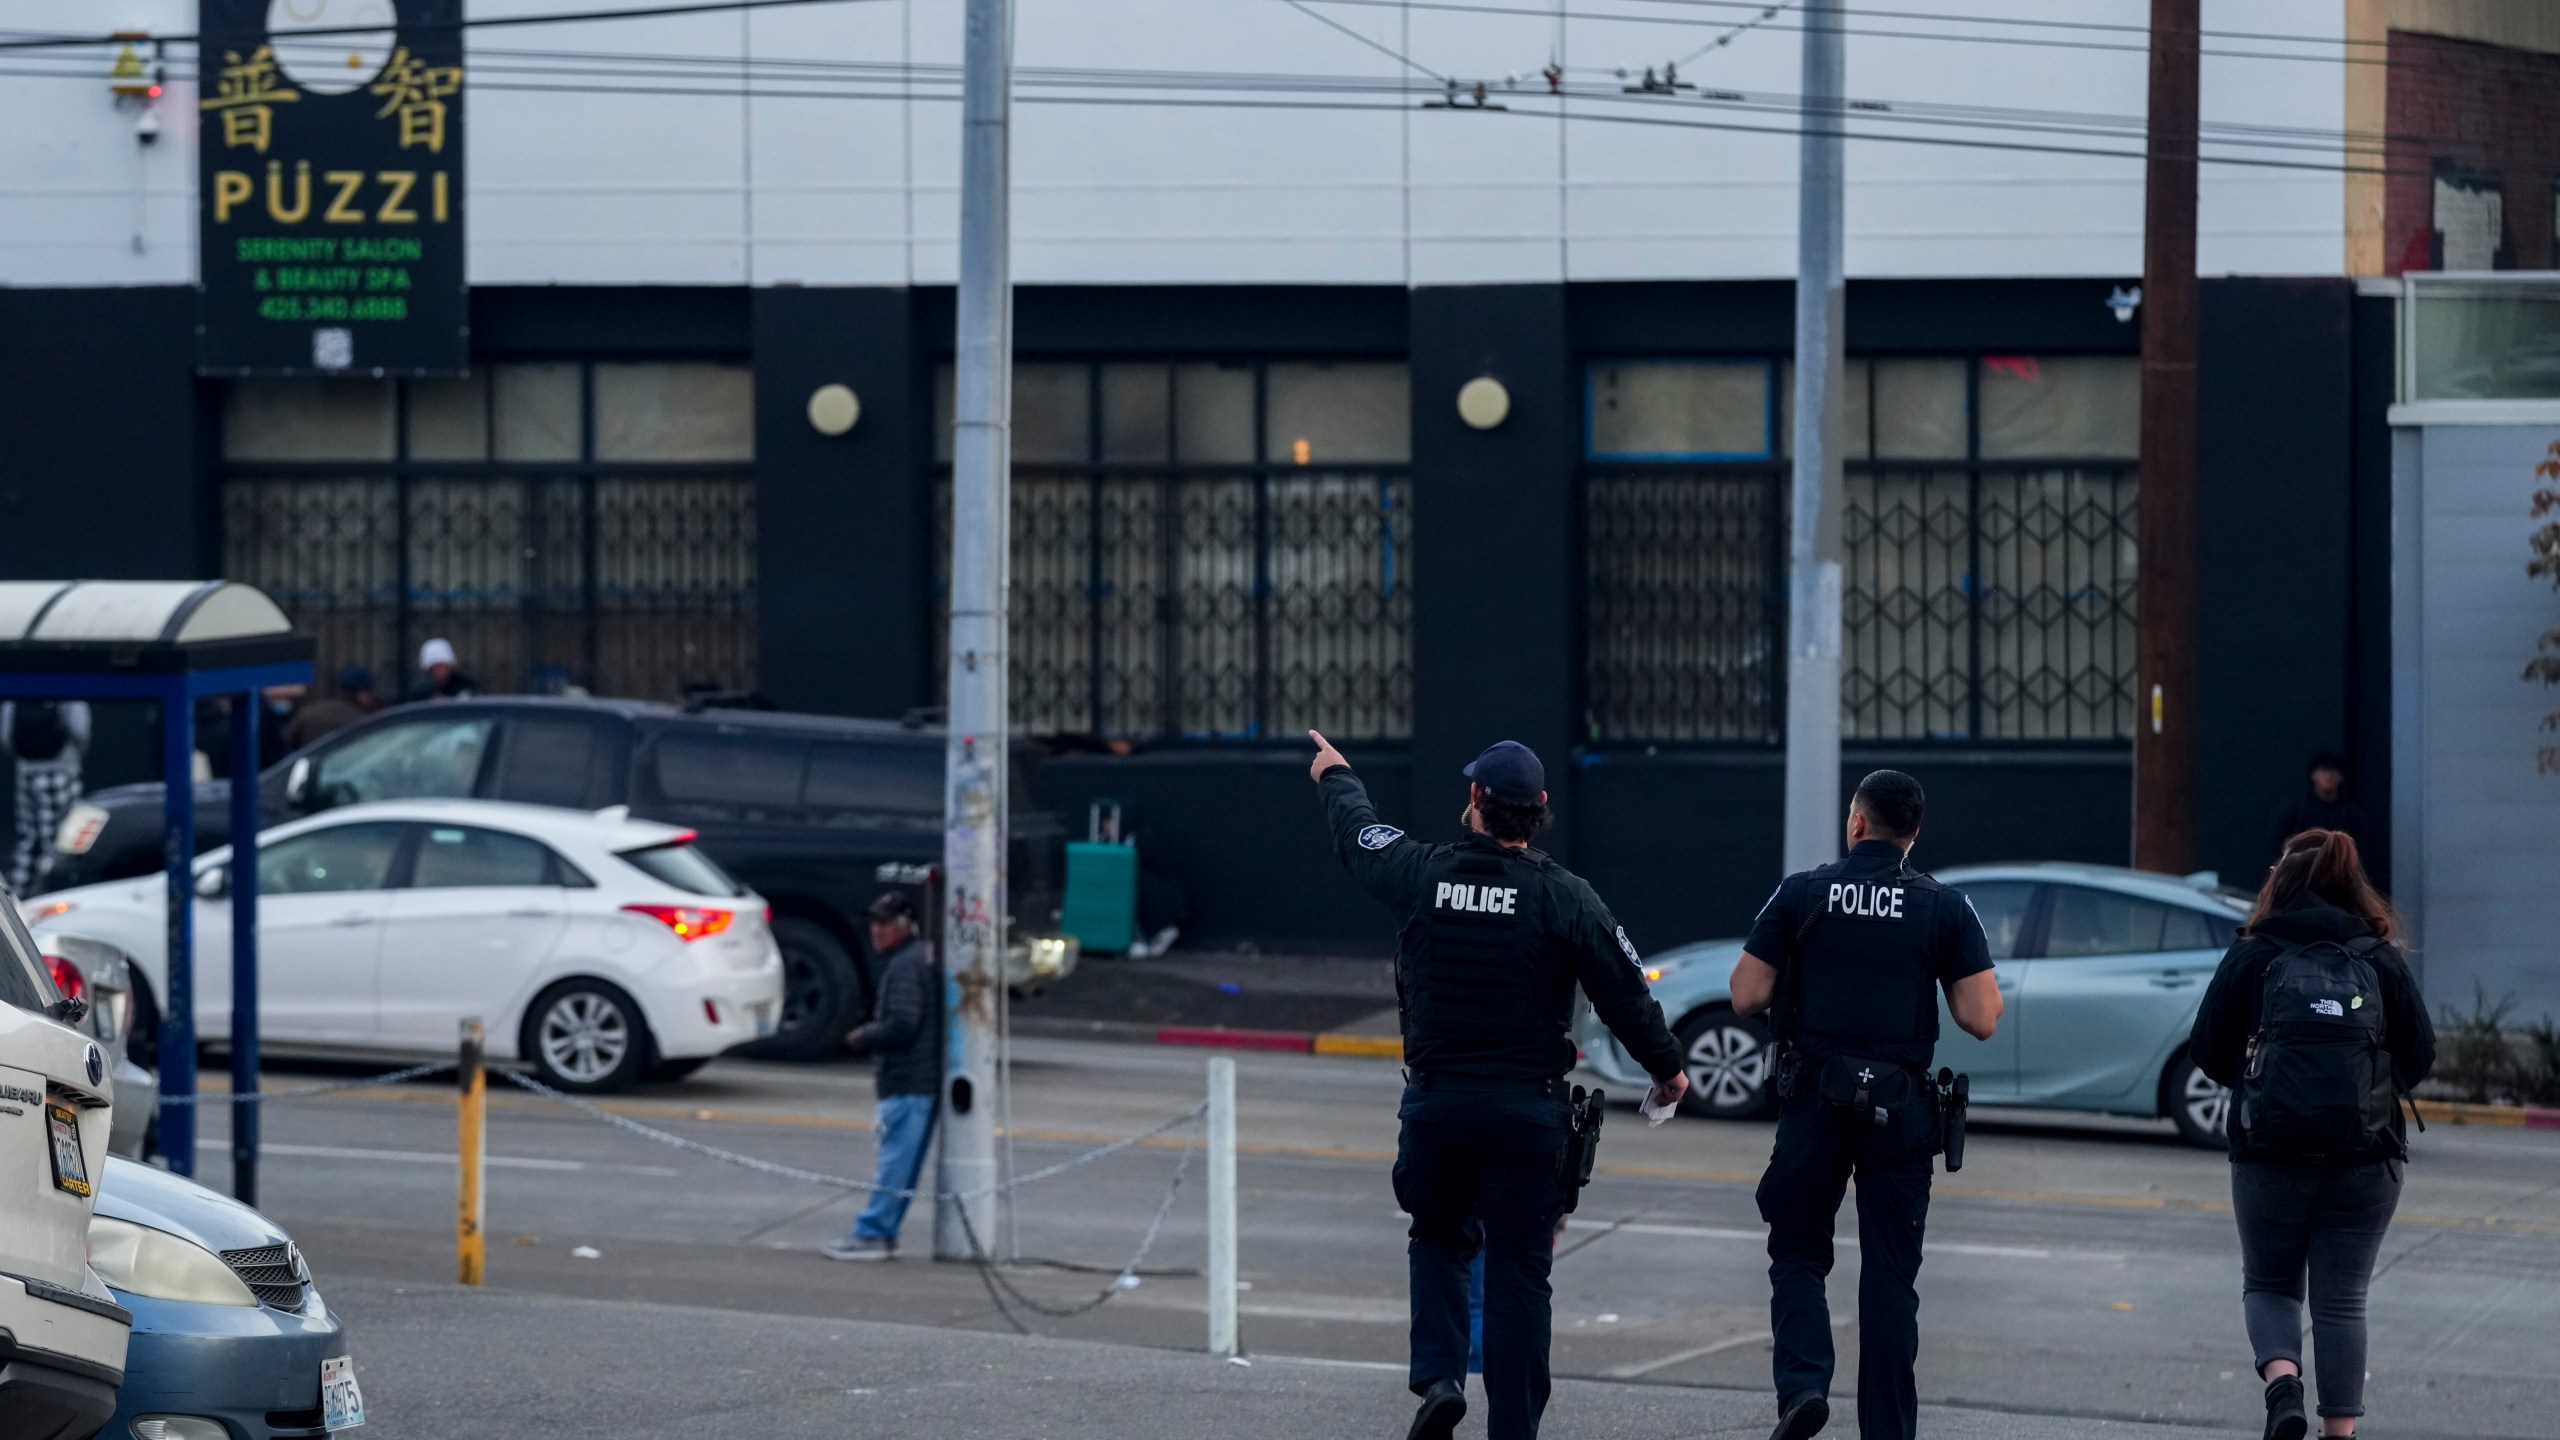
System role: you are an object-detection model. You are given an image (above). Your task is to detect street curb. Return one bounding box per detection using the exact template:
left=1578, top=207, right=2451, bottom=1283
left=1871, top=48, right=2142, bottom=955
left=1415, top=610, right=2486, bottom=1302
left=2412, top=1098, right=2560, bottom=1130
left=1010, top=1014, right=1404, bottom=1060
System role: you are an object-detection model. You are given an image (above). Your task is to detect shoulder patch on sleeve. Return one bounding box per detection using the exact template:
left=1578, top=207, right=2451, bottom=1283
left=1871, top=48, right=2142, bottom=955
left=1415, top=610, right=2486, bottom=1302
left=1615, top=925, right=1641, bottom=966
left=1357, top=824, right=1404, bottom=851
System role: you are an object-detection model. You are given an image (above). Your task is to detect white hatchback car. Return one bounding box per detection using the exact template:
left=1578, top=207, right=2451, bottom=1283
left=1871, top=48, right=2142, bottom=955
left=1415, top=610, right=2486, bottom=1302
left=24, top=800, right=785, bottom=1092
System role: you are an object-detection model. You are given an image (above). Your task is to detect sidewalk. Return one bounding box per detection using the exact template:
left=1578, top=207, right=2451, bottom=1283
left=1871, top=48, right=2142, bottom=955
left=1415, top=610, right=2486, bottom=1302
left=1012, top=948, right=1399, bottom=1043
left=329, top=1276, right=2220, bottom=1440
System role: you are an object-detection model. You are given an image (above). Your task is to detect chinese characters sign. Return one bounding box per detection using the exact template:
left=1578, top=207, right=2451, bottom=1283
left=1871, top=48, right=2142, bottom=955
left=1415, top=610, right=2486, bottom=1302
left=197, top=0, right=464, bottom=374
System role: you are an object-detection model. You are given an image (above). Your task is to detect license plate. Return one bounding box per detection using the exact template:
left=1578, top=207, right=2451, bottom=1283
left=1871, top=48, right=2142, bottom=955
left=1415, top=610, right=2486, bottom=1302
left=46, top=1103, right=90, bottom=1198
left=321, top=1355, right=366, bottom=1431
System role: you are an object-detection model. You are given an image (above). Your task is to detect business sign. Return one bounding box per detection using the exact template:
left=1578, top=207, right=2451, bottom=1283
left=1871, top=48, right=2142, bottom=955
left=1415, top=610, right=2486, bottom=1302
left=197, top=0, right=465, bottom=375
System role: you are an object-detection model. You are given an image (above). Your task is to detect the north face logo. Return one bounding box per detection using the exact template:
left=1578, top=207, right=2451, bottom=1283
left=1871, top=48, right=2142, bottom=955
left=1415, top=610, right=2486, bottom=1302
left=2310, top=998, right=2345, bottom=1017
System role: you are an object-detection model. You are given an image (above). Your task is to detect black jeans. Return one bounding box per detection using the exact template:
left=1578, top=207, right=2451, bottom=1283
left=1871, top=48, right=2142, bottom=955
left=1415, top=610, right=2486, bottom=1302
left=1392, top=1085, right=1571, bottom=1440
left=1755, top=1094, right=1938, bottom=1440
left=2232, top=1156, right=2402, bottom=1421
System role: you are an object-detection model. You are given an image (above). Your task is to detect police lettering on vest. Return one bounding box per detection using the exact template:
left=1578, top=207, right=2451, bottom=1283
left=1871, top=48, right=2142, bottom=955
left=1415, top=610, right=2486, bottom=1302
left=1434, top=881, right=1519, bottom=915
left=1826, top=881, right=1907, bottom=920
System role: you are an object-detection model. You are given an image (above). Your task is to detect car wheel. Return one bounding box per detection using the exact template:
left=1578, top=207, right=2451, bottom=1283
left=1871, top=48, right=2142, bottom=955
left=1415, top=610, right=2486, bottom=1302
left=2163, top=1049, right=2231, bottom=1148
left=1675, top=1006, right=1778, bottom=1120
left=733, top=916, right=864, bottom=1063
left=521, top=979, right=652, bottom=1094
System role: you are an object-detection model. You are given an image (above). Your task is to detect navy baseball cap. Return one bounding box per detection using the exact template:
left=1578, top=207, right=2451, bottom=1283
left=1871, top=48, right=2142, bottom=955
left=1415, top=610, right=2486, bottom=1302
left=1463, top=740, right=1546, bottom=804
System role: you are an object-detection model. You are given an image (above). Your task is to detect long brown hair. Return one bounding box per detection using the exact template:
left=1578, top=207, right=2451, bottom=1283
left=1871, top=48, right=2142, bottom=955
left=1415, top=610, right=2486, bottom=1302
left=2248, top=828, right=2400, bottom=939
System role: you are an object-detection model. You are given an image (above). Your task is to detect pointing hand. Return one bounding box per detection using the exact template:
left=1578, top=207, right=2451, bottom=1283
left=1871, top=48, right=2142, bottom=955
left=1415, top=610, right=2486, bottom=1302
left=1308, top=730, right=1348, bottom=783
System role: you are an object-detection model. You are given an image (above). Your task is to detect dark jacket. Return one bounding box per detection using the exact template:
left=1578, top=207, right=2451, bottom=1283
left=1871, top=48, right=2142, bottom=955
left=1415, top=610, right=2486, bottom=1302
left=2267, top=793, right=2370, bottom=867
left=1317, top=764, right=1683, bottom=1084
left=2187, top=893, right=2433, bottom=1155
left=850, top=936, right=941, bottom=1097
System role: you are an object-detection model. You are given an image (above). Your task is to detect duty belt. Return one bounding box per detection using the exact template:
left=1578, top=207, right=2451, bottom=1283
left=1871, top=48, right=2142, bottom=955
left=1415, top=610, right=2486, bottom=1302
left=1408, top=1072, right=1572, bottom=1101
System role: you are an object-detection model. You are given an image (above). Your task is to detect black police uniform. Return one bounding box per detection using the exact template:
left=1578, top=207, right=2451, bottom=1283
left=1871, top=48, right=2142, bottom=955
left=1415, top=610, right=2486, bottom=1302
left=1319, top=763, right=1683, bottom=1440
left=1744, top=838, right=1993, bottom=1440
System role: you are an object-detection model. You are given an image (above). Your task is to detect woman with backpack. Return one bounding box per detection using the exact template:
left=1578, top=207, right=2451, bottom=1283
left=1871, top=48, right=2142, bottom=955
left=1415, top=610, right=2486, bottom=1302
left=2189, top=829, right=2434, bottom=1440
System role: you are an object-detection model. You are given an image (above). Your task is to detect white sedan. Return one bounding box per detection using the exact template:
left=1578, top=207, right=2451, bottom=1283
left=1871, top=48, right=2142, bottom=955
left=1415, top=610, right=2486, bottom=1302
left=21, top=800, right=785, bottom=1092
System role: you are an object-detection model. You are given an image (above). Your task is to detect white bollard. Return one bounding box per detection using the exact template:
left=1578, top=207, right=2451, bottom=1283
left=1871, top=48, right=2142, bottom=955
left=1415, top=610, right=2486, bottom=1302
left=1206, top=1054, right=1238, bottom=1357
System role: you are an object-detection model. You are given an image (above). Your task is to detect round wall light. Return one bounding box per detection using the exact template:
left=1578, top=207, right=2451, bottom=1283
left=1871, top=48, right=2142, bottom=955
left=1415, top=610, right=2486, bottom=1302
left=807, top=383, right=862, bottom=437
left=1456, top=375, right=1511, bottom=431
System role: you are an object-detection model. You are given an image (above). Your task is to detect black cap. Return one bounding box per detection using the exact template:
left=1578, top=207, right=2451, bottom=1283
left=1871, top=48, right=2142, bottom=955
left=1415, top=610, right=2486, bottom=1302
left=866, top=891, right=918, bottom=925
left=1462, top=740, right=1546, bottom=805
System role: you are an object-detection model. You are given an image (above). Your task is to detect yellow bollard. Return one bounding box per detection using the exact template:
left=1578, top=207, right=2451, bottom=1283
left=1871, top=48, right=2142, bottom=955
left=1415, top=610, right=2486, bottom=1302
left=457, top=1017, right=485, bottom=1286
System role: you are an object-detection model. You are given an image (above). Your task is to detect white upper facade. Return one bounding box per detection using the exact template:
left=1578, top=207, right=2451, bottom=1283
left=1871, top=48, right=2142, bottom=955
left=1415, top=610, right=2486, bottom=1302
left=3, top=0, right=2351, bottom=288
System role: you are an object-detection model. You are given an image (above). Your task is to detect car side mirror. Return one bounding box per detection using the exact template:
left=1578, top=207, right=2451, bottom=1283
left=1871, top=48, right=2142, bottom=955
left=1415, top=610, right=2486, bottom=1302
left=194, top=867, right=228, bottom=900
left=285, top=757, right=312, bottom=808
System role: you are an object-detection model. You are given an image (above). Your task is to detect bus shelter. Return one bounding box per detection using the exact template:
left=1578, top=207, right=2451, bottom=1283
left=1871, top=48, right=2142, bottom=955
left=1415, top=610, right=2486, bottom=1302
left=0, top=580, right=314, bottom=1203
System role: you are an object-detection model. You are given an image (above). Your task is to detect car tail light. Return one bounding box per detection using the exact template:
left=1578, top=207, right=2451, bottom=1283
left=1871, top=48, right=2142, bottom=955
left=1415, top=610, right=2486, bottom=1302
left=622, top=904, right=735, bottom=942
left=54, top=803, right=108, bottom=857
left=45, top=955, right=84, bottom=1004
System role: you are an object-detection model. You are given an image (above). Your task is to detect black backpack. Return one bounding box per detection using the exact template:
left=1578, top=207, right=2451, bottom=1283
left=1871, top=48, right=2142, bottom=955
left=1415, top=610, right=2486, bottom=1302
left=2236, top=935, right=2401, bottom=1162
left=9, top=701, right=68, bottom=763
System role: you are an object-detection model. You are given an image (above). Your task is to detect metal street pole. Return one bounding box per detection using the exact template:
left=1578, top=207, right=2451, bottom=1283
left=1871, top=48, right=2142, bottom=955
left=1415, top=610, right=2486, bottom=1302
left=2133, top=0, right=2200, bottom=874
left=936, top=0, right=1013, bottom=1264
left=1783, top=0, right=1847, bottom=874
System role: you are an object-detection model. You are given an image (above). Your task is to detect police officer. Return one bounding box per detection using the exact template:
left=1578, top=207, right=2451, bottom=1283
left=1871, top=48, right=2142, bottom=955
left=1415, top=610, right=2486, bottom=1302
left=1728, top=770, right=2004, bottom=1440
left=1309, top=730, right=1689, bottom=1440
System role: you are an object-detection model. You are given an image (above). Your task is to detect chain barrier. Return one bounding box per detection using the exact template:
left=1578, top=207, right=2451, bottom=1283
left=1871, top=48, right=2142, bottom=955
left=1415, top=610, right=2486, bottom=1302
left=488, top=1068, right=1209, bottom=1329
left=154, top=1062, right=454, bottom=1105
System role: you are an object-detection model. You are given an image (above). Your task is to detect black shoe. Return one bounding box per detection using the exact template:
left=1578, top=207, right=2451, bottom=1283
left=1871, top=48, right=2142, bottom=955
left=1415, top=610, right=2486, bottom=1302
left=2262, top=1374, right=2308, bottom=1440
left=1406, top=1379, right=1465, bottom=1440
left=1768, top=1391, right=1829, bottom=1440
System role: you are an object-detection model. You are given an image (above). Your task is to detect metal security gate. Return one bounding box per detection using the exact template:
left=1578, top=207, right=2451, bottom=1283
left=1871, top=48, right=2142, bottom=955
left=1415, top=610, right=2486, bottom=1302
left=217, top=366, right=757, bottom=702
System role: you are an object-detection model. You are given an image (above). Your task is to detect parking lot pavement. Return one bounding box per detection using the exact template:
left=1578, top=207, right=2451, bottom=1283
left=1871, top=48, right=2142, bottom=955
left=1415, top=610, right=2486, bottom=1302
left=327, top=1275, right=2223, bottom=1440
left=181, top=1038, right=2560, bottom=1440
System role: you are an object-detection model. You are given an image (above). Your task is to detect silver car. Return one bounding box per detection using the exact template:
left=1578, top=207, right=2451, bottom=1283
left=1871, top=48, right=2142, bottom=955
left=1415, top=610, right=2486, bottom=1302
left=1577, top=863, right=2249, bottom=1146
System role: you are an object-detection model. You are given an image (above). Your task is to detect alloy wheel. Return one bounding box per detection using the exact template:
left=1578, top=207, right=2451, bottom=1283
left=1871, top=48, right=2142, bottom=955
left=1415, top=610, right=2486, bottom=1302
left=2181, top=1062, right=2231, bottom=1140
left=1686, top=1022, right=1771, bottom=1112
left=539, top=991, right=632, bottom=1085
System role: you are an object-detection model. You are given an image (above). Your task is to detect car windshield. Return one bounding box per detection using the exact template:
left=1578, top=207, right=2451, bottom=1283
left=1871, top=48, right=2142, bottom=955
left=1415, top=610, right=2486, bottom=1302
left=617, top=841, right=746, bottom=898
left=0, top=898, right=60, bottom=1013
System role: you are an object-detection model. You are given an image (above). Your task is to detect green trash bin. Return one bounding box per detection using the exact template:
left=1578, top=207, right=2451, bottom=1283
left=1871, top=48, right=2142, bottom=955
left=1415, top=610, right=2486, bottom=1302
left=1061, top=840, right=1139, bottom=955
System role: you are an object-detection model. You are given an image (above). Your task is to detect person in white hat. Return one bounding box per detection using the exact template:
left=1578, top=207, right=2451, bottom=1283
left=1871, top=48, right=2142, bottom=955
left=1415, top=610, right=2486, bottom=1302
left=404, top=637, right=480, bottom=703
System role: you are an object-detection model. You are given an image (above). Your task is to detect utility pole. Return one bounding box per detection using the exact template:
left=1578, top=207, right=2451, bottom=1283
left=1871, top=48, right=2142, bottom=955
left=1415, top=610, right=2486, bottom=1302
left=2133, top=0, right=2199, bottom=874
left=1782, top=0, right=1847, bottom=875
left=936, top=0, right=1013, bottom=1263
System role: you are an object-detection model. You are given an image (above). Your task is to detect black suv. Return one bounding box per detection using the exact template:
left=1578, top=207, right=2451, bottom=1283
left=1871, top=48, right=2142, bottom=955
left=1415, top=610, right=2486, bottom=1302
left=36, top=697, right=1065, bottom=1061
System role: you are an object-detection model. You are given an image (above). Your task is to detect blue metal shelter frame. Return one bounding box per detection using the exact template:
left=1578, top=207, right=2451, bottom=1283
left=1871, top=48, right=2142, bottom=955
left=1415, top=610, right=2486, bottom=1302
left=0, top=644, right=312, bottom=1206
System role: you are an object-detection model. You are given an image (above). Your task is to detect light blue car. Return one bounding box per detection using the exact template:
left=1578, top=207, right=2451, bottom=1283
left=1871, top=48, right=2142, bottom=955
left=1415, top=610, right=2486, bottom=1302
left=1576, top=863, right=2250, bottom=1147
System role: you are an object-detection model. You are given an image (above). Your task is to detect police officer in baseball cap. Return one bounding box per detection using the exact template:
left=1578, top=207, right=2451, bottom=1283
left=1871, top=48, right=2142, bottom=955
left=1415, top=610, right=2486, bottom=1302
left=1309, top=730, right=1689, bottom=1440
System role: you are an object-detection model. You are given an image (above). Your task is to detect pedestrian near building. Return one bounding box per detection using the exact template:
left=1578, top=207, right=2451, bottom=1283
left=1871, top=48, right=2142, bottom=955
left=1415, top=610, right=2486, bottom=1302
left=825, top=891, right=943, bottom=1262
left=285, top=665, right=383, bottom=749
left=5, top=698, right=91, bottom=894
left=2266, top=752, right=2371, bottom=872
left=1728, top=770, right=2004, bottom=1440
left=2188, top=829, right=2432, bottom=1440
left=405, top=638, right=480, bottom=703
left=1310, top=731, right=1688, bottom=1440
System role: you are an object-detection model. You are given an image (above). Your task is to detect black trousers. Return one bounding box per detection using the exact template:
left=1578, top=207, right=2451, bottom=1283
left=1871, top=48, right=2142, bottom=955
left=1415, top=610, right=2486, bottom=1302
left=1392, top=1084, right=1571, bottom=1440
left=1755, top=1093, right=1938, bottom=1440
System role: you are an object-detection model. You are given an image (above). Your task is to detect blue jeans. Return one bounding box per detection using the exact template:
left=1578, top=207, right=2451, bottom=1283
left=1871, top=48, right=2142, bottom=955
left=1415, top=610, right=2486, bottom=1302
left=849, top=1093, right=937, bottom=1243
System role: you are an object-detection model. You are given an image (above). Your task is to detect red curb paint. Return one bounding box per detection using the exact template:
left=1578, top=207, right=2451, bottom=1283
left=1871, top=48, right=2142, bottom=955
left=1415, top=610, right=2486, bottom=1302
left=1153, top=1025, right=1314, bottom=1053
left=2528, top=1109, right=2560, bottom=1131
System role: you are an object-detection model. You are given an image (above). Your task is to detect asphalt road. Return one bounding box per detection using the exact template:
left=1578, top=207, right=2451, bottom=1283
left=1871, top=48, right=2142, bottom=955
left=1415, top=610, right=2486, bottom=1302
left=173, top=1038, right=2560, bottom=1440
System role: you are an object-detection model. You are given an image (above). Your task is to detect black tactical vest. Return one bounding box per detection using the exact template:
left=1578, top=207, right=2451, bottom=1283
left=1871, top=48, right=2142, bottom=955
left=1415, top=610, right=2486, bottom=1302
left=1399, top=843, right=1574, bottom=1078
left=1782, top=855, right=1946, bottom=1067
